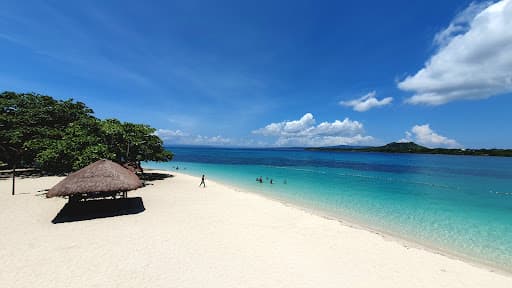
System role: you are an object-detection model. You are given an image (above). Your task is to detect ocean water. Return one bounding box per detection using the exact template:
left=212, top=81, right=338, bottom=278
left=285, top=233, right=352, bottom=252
left=144, top=147, right=512, bottom=271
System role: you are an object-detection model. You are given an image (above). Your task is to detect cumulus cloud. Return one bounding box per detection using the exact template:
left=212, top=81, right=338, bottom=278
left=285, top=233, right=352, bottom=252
left=155, top=129, right=188, bottom=138
left=433, top=1, right=493, bottom=47
left=253, top=113, right=373, bottom=147
left=192, top=135, right=232, bottom=145
left=339, top=91, right=393, bottom=112
left=155, top=129, right=232, bottom=146
left=398, top=0, right=512, bottom=105
left=275, top=135, right=373, bottom=147
left=398, top=124, right=461, bottom=148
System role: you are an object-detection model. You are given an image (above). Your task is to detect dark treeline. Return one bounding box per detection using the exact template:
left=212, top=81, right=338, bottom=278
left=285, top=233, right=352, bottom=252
left=0, top=91, right=173, bottom=174
left=307, top=142, right=512, bottom=157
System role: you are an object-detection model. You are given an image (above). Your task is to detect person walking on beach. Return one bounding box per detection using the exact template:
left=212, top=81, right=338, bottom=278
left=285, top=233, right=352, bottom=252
left=199, top=174, right=206, bottom=188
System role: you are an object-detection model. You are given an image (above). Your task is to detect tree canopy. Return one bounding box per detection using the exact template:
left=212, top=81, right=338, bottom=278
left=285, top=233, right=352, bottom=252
left=100, top=119, right=172, bottom=164
left=0, top=91, right=173, bottom=174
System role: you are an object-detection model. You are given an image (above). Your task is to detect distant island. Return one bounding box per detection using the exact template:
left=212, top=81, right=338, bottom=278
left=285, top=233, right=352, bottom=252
left=306, top=142, right=512, bottom=157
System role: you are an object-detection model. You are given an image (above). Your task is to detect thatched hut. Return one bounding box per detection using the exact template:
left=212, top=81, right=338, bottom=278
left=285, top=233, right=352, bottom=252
left=47, top=159, right=143, bottom=199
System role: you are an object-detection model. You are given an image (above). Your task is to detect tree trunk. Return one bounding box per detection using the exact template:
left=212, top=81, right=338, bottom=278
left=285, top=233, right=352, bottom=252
left=138, top=161, right=144, bottom=176
left=126, top=144, right=130, bottom=162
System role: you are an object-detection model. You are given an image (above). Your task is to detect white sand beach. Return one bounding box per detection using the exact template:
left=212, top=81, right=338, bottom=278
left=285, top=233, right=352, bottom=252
left=1, top=170, right=511, bottom=288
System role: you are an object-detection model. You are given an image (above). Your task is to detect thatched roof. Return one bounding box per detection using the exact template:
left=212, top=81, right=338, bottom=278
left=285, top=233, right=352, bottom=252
left=47, top=159, right=142, bottom=198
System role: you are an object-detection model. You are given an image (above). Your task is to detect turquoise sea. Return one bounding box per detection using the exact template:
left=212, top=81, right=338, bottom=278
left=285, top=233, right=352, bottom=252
left=144, top=147, right=512, bottom=271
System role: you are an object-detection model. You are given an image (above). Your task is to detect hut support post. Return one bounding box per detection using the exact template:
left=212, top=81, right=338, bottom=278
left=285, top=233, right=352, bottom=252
left=12, top=162, right=16, bottom=196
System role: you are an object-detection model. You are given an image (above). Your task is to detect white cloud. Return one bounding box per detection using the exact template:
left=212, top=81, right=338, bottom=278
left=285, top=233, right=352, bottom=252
left=398, top=131, right=413, bottom=143
left=192, top=135, right=232, bottom=145
left=155, top=129, right=188, bottom=139
left=283, top=113, right=316, bottom=133
left=339, top=91, right=393, bottom=112
left=399, top=124, right=461, bottom=148
left=398, top=0, right=512, bottom=105
left=254, top=113, right=316, bottom=136
left=253, top=113, right=374, bottom=147
left=312, top=118, right=364, bottom=136
left=276, top=135, right=373, bottom=147
left=155, top=129, right=232, bottom=146
left=433, top=1, right=493, bottom=47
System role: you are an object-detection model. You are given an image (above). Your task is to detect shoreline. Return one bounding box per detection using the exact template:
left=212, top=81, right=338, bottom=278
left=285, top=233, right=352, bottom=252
left=156, top=168, right=512, bottom=276
left=2, top=169, right=511, bottom=287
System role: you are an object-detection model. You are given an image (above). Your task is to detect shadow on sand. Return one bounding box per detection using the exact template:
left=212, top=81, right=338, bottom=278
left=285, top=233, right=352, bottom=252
left=140, top=172, right=174, bottom=183
left=52, top=197, right=145, bottom=224
left=0, top=168, right=45, bottom=180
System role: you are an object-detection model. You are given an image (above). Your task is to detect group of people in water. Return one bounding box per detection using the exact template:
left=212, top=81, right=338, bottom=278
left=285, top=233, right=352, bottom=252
left=198, top=174, right=284, bottom=188
left=256, top=176, right=286, bottom=185
left=173, top=164, right=289, bottom=187
left=174, top=167, right=286, bottom=188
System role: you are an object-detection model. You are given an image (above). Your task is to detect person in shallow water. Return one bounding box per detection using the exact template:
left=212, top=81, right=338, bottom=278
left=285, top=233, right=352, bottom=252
left=199, top=174, right=206, bottom=188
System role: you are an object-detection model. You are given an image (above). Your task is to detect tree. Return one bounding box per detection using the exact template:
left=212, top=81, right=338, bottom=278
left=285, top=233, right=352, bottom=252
left=1, top=91, right=173, bottom=177
left=101, top=119, right=173, bottom=165
left=0, top=91, right=97, bottom=192
left=0, top=91, right=95, bottom=168
left=33, top=117, right=113, bottom=173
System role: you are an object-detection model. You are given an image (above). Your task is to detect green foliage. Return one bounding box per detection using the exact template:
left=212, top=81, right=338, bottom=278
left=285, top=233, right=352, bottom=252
left=306, top=142, right=512, bottom=157
left=1, top=91, right=172, bottom=174
left=100, top=119, right=173, bottom=163
left=0, top=91, right=95, bottom=166
left=33, top=118, right=113, bottom=173
left=362, top=142, right=430, bottom=153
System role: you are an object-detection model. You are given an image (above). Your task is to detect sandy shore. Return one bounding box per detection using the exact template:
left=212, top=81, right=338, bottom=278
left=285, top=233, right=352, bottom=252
left=1, top=170, right=511, bottom=288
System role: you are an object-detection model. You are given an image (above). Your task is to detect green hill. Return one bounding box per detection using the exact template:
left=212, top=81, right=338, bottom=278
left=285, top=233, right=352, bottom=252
left=306, top=142, right=512, bottom=157
left=363, top=142, right=430, bottom=153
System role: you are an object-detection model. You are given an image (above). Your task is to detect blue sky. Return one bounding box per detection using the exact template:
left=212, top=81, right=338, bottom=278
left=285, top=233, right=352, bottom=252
left=1, top=0, right=511, bottom=148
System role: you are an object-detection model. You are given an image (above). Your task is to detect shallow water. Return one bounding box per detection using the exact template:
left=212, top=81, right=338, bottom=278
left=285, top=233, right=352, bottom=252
left=144, top=147, right=512, bottom=270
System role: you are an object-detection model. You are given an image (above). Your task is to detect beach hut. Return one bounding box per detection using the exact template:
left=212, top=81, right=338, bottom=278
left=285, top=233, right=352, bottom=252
left=46, top=159, right=143, bottom=200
